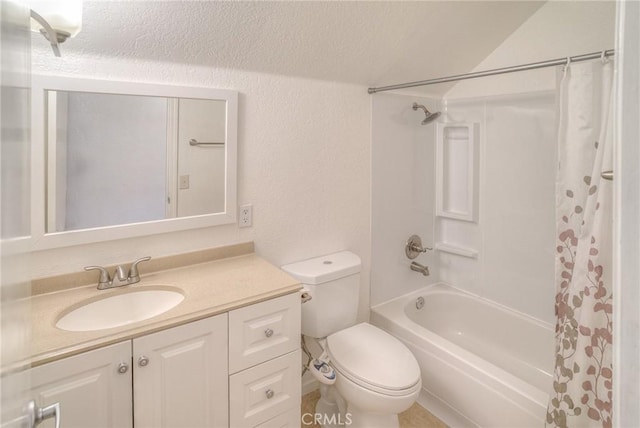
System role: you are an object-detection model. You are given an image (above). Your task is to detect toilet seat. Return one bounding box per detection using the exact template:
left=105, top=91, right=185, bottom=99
left=327, top=323, right=421, bottom=396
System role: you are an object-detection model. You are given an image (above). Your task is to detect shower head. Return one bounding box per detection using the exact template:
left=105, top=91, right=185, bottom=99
left=412, top=102, right=441, bottom=125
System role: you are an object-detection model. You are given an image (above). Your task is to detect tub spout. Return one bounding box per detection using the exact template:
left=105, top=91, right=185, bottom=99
left=410, top=261, right=430, bottom=276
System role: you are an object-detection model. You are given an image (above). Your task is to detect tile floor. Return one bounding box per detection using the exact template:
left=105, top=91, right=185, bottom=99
left=300, top=390, right=448, bottom=428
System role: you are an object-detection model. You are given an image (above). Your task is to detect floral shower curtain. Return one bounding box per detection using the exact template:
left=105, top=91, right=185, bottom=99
left=546, top=59, right=614, bottom=428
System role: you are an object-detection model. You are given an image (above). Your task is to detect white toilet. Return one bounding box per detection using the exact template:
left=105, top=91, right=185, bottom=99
left=282, top=251, right=421, bottom=428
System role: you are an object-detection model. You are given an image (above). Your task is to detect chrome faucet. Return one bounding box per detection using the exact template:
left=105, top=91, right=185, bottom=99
left=410, top=261, right=430, bottom=277
left=85, top=256, right=152, bottom=290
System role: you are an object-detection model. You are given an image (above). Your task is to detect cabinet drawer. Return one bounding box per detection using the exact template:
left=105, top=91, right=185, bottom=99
left=229, top=350, right=301, bottom=428
left=229, top=293, right=300, bottom=373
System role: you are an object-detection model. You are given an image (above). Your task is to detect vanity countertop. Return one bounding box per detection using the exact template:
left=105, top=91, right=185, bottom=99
left=29, top=252, right=301, bottom=367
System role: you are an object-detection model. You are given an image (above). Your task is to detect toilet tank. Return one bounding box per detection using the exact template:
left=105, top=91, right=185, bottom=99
left=281, top=251, right=361, bottom=338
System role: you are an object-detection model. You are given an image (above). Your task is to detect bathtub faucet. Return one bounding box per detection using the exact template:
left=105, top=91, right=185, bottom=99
left=410, top=261, right=430, bottom=276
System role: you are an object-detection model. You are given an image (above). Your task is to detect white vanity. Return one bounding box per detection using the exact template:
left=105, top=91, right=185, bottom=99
left=26, top=244, right=302, bottom=428
left=22, top=77, right=302, bottom=427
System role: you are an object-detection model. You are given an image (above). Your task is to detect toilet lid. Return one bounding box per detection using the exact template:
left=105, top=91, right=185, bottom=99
left=327, top=323, right=420, bottom=392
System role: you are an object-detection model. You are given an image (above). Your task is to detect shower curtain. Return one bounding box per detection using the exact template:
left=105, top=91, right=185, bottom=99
left=546, top=59, right=614, bottom=428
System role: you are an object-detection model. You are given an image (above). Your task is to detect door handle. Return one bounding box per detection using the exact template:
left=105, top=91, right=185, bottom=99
left=26, top=400, right=60, bottom=428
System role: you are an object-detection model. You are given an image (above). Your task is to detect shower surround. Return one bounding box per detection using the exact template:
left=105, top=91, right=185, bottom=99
left=371, top=90, right=558, bottom=424
left=371, top=91, right=557, bottom=322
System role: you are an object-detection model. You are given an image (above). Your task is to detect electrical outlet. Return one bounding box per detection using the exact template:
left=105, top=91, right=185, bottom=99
left=179, top=175, right=190, bottom=190
left=239, top=204, right=252, bottom=228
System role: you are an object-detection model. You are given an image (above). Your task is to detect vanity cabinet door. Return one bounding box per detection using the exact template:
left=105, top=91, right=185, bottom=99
left=132, top=314, right=228, bottom=428
left=27, top=341, right=132, bottom=428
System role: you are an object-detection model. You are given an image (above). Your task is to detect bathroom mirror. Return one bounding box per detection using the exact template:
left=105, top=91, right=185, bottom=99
left=31, top=76, right=238, bottom=249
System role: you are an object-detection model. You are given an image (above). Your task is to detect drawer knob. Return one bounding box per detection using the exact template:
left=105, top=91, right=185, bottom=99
left=265, top=389, right=274, bottom=399
left=264, top=328, right=274, bottom=338
left=117, top=362, right=129, bottom=374
left=138, top=356, right=150, bottom=367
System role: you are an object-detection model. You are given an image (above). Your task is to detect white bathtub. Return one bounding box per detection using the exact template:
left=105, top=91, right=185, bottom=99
left=370, top=283, right=554, bottom=427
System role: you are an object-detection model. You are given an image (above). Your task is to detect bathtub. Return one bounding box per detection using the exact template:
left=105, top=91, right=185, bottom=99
left=370, top=283, right=554, bottom=427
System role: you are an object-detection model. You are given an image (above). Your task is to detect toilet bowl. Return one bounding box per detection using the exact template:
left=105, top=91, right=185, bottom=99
left=281, top=252, right=421, bottom=428
left=326, top=323, right=421, bottom=427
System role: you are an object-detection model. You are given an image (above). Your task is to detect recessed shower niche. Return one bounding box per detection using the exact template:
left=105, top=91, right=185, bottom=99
left=435, top=122, right=478, bottom=222
left=434, top=122, right=479, bottom=258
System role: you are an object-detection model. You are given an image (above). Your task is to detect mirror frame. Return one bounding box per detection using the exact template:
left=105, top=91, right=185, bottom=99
left=31, top=76, right=238, bottom=250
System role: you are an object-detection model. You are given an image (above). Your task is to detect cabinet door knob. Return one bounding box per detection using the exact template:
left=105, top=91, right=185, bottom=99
left=138, top=356, right=149, bottom=367
left=264, top=328, right=274, bottom=338
left=265, top=389, right=274, bottom=399
left=117, top=362, right=129, bottom=374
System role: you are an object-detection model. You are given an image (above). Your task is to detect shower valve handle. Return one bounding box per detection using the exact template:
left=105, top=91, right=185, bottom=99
left=408, top=243, right=429, bottom=253
left=405, top=235, right=432, bottom=260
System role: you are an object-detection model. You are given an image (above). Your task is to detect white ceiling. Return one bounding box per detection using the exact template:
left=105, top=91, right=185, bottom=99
left=50, top=1, right=546, bottom=94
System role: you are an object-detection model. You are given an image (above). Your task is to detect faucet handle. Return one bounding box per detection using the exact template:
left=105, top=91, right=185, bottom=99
left=113, top=265, right=127, bottom=281
left=84, top=265, right=111, bottom=288
left=405, top=235, right=432, bottom=260
left=128, top=256, right=151, bottom=282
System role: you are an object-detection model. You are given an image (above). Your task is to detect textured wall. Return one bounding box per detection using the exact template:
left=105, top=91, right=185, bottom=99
left=31, top=55, right=372, bottom=321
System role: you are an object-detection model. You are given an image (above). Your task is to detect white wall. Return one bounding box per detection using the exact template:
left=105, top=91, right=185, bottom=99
left=446, top=0, right=616, bottom=99
left=370, top=93, right=438, bottom=306
left=614, top=0, right=640, bottom=424
left=31, top=55, right=372, bottom=321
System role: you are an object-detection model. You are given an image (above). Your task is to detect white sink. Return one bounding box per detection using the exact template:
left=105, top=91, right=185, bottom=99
left=56, top=287, right=185, bottom=332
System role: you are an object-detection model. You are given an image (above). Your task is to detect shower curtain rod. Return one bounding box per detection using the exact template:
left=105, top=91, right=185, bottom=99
left=367, top=49, right=615, bottom=94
